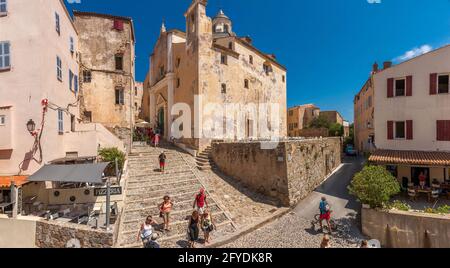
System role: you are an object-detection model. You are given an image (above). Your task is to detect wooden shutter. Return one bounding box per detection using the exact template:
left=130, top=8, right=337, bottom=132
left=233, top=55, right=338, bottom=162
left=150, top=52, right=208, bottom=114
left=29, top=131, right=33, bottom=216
left=406, top=76, right=413, bottom=96
left=406, top=120, right=413, bottom=140
left=430, top=73, right=437, bottom=95
left=437, top=120, right=450, bottom=141
left=387, top=78, right=394, bottom=98
left=387, top=121, right=394, bottom=140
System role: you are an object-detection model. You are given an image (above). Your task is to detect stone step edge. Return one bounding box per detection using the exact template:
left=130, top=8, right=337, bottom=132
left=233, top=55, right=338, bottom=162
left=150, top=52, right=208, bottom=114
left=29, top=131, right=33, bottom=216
left=122, top=204, right=221, bottom=224
left=125, top=184, right=202, bottom=198
left=126, top=178, right=198, bottom=190
left=120, top=212, right=229, bottom=236
left=125, top=199, right=215, bottom=213
left=124, top=189, right=201, bottom=204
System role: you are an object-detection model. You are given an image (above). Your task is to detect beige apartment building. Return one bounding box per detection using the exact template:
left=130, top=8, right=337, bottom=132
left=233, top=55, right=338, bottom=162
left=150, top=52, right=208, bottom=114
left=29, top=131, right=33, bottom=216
left=73, top=11, right=136, bottom=151
left=144, top=0, right=287, bottom=151
left=370, top=45, right=450, bottom=186
left=0, top=0, right=123, bottom=199
left=287, top=104, right=320, bottom=137
left=320, top=111, right=344, bottom=126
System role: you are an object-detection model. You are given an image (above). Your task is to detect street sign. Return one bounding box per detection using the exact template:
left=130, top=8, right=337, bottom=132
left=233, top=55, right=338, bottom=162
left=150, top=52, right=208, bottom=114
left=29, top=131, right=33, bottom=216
left=94, top=187, right=122, bottom=197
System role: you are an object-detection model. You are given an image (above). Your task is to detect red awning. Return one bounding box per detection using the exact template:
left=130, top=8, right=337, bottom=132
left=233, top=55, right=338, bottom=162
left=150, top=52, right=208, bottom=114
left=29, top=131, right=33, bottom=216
left=0, top=176, right=29, bottom=188
left=369, top=150, right=450, bottom=166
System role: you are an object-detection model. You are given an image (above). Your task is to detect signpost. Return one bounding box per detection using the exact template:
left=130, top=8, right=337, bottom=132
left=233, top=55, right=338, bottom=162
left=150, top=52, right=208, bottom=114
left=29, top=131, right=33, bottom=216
left=93, top=187, right=122, bottom=197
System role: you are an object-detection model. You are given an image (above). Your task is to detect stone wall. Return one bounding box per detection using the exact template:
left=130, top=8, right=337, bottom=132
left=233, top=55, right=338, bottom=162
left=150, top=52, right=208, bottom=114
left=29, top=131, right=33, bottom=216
left=362, top=208, right=450, bottom=248
left=211, top=138, right=341, bottom=206
left=35, top=220, right=113, bottom=248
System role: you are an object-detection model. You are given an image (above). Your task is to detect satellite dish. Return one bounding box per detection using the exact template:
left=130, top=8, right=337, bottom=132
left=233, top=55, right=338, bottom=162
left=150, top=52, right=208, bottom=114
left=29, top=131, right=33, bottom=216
left=66, top=238, right=81, bottom=248
left=368, top=239, right=381, bottom=248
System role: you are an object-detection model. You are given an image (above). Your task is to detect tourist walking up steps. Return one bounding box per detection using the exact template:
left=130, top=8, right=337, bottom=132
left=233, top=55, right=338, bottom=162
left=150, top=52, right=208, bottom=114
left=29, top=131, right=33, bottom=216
left=159, top=195, right=174, bottom=232
left=187, top=211, right=200, bottom=248
left=138, top=216, right=157, bottom=248
left=201, top=209, right=215, bottom=244
left=159, top=151, right=166, bottom=174
left=193, top=188, right=208, bottom=216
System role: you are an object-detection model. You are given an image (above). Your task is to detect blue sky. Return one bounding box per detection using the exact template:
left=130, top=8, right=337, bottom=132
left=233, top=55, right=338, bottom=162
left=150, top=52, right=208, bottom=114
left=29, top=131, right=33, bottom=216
left=65, top=0, right=450, bottom=122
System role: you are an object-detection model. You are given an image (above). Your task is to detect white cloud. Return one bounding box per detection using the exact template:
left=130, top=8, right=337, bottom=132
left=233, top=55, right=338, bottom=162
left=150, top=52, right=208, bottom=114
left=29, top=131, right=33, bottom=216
left=394, top=45, right=433, bottom=62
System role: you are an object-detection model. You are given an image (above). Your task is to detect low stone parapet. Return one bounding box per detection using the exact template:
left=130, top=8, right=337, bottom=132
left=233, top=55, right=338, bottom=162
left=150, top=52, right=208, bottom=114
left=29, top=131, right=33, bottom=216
left=35, top=220, right=113, bottom=248
left=362, top=207, right=450, bottom=248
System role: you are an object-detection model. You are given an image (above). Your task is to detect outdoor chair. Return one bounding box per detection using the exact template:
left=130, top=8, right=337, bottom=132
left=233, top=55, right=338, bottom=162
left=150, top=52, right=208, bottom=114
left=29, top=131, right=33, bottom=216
left=408, top=189, right=417, bottom=201
left=431, top=190, right=440, bottom=202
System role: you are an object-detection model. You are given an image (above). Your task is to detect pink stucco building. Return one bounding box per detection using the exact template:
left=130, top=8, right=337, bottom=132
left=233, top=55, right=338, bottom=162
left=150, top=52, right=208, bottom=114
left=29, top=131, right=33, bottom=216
left=0, top=0, right=123, bottom=182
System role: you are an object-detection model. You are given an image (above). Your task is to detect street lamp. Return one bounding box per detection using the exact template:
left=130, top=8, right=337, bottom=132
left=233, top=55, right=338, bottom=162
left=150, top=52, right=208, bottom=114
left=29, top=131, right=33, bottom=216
left=26, top=119, right=36, bottom=136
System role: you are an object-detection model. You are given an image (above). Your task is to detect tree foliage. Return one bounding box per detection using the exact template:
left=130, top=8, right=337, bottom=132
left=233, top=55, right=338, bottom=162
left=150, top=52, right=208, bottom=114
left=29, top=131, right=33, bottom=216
left=349, top=165, right=400, bottom=208
left=98, top=147, right=126, bottom=176
left=309, top=114, right=331, bottom=129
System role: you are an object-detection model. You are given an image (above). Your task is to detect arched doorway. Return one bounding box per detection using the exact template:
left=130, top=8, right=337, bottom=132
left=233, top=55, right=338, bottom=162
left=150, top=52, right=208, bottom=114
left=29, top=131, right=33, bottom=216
left=157, top=108, right=165, bottom=136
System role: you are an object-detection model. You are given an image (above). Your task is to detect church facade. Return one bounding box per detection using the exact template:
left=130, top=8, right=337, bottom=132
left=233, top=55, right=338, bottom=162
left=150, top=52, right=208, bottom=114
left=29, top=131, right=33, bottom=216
left=145, top=0, right=287, bottom=151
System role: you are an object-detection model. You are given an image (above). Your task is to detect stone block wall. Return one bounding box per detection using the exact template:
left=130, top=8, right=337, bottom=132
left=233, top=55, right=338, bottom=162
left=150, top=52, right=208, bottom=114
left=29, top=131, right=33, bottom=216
left=211, top=138, right=341, bottom=206
left=362, top=208, right=450, bottom=248
left=35, top=221, right=113, bottom=248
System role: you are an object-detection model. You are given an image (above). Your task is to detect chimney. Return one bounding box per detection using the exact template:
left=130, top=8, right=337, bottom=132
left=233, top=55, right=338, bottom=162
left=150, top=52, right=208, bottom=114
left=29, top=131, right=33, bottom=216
left=383, top=61, right=392, bottom=70
left=372, top=62, right=379, bottom=73
left=267, top=54, right=276, bottom=60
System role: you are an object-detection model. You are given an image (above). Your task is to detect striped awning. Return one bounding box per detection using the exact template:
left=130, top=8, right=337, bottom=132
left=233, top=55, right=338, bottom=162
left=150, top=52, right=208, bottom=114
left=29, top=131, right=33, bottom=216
left=369, top=150, right=450, bottom=166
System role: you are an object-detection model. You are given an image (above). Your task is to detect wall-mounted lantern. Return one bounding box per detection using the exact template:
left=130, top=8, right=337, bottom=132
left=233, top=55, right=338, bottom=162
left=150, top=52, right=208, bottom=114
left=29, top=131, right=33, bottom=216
left=26, top=119, right=36, bottom=136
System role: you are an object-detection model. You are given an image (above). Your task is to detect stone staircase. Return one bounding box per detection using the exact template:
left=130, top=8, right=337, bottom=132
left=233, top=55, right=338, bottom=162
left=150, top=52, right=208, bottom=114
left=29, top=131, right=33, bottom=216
left=117, top=144, right=235, bottom=248
left=196, top=146, right=217, bottom=171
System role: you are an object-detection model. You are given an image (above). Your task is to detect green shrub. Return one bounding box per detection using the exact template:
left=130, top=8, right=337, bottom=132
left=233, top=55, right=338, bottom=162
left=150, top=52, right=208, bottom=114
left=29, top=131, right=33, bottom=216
left=424, top=205, right=450, bottom=215
left=386, top=200, right=411, bottom=211
left=349, top=165, right=401, bottom=208
left=98, top=147, right=126, bottom=176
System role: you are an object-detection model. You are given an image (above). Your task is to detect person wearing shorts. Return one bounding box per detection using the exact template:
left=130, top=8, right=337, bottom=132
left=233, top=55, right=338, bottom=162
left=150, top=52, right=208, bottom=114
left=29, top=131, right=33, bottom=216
left=193, top=188, right=208, bottom=216
left=159, top=151, right=166, bottom=173
left=159, top=195, right=173, bottom=232
left=319, top=197, right=332, bottom=233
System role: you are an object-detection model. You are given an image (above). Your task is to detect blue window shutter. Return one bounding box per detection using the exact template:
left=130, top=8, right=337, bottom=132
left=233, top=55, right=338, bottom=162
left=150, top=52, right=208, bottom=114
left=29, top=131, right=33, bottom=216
left=74, top=75, right=78, bottom=94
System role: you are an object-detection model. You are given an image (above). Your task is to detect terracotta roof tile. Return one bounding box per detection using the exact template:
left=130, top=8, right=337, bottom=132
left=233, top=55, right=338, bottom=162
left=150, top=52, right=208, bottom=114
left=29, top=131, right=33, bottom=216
left=369, top=150, right=450, bottom=166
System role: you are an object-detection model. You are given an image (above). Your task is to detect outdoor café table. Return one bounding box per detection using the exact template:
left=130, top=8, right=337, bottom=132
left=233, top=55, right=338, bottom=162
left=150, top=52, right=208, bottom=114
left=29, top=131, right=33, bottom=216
left=415, top=187, right=432, bottom=202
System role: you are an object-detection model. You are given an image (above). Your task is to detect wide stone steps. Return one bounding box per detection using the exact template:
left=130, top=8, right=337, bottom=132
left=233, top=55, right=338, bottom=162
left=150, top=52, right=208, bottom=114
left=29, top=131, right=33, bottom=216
left=121, top=220, right=234, bottom=248
left=117, top=144, right=235, bottom=248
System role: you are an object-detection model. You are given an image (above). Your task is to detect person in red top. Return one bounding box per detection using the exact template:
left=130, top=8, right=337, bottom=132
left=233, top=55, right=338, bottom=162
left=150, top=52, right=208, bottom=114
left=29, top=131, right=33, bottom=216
left=193, top=188, right=208, bottom=216
left=419, top=172, right=427, bottom=189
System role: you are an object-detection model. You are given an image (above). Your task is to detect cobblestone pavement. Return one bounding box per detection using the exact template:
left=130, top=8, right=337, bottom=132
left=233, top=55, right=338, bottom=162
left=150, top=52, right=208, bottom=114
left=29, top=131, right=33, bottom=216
left=223, top=157, right=368, bottom=248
